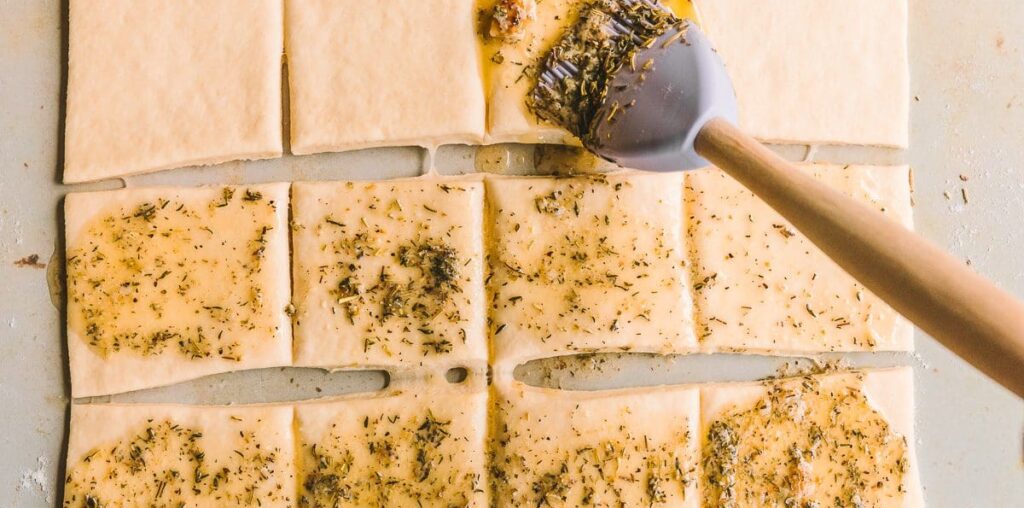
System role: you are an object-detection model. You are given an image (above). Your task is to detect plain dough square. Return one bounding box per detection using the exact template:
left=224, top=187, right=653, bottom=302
left=687, top=164, right=914, bottom=353
left=696, top=0, right=909, bottom=147
left=487, top=172, right=696, bottom=367
left=64, top=0, right=283, bottom=183
left=490, top=378, right=700, bottom=507
left=700, top=369, right=924, bottom=507
left=286, top=0, right=486, bottom=154
left=65, top=183, right=292, bottom=397
left=291, top=179, right=487, bottom=370
left=295, top=378, right=488, bottom=506
left=64, top=403, right=296, bottom=507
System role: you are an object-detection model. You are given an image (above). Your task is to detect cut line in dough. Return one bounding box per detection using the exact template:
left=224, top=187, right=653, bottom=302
left=64, top=0, right=283, bottom=183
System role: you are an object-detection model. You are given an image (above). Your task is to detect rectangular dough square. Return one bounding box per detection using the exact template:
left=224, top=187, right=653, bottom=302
left=63, top=403, right=296, bottom=507
left=286, top=0, right=486, bottom=154
left=64, top=0, right=283, bottom=183
left=695, top=0, right=909, bottom=147
left=700, top=368, right=924, bottom=507
left=487, top=172, right=696, bottom=367
left=482, top=0, right=579, bottom=144
left=65, top=183, right=292, bottom=397
left=291, top=179, right=487, bottom=370
left=686, top=164, right=914, bottom=353
left=482, top=0, right=698, bottom=143
left=295, top=378, right=488, bottom=506
left=490, top=378, right=700, bottom=507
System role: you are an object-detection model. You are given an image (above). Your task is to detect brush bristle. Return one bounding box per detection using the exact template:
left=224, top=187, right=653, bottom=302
left=528, top=0, right=680, bottom=143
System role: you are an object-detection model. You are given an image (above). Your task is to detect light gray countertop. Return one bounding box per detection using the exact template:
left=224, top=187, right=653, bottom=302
left=1, top=0, right=1022, bottom=506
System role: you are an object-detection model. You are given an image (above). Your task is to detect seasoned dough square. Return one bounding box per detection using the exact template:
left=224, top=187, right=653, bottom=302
left=295, top=379, right=488, bottom=506
left=490, top=378, right=700, bottom=507
left=64, top=0, right=283, bottom=183
left=482, top=0, right=578, bottom=144
left=291, top=179, right=487, bottom=369
left=696, top=0, right=909, bottom=147
left=482, top=0, right=698, bottom=143
left=487, top=172, right=696, bottom=367
left=700, top=369, right=924, bottom=508
left=687, top=164, right=914, bottom=353
left=286, top=0, right=486, bottom=154
left=65, top=184, right=292, bottom=397
left=64, top=403, right=296, bottom=507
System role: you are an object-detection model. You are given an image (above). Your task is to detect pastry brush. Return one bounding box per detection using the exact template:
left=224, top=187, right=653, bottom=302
left=531, top=0, right=1024, bottom=396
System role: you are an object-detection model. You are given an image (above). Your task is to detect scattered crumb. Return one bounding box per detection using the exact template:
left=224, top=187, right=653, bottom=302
left=765, top=358, right=850, bottom=380
left=961, top=188, right=970, bottom=204
left=943, top=191, right=952, bottom=200
left=910, top=351, right=932, bottom=370
left=13, top=254, right=46, bottom=269
left=958, top=173, right=970, bottom=182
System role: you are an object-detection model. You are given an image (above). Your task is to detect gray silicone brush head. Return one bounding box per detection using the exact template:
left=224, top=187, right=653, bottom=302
left=589, top=20, right=738, bottom=171
left=530, top=0, right=738, bottom=172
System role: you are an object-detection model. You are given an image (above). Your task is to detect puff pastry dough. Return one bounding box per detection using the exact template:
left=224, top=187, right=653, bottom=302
left=487, top=172, right=696, bottom=367
left=695, top=0, right=909, bottom=147
left=687, top=164, right=913, bottom=354
left=63, top=403, right=295, bottom=507
left=295, top=378, right=488, bottom=506
left=64, top=0, right=283, bottom=183
left=286, top=0, right=486, bottom=154
left=490, top=377, right=700, bottom=507
left=291, top=179, right=487, bottom=370
left=700, top=368, right=924, bottom=507
left=65, top=184, right=292, bottom=397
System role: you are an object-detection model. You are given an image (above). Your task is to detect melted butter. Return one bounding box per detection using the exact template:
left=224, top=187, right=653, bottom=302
left=475, top=143, right=515, bottom=173
left=533, top=144, right=602, bottom=175
left=66, top=187, right=280, bottom=361
left=703, top=376, right=910, bottom=507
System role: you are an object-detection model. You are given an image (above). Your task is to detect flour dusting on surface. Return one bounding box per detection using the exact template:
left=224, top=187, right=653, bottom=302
left=17, top=456, right=51, bottom=503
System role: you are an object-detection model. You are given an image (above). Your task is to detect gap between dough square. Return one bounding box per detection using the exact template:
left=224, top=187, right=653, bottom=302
left=63, top=0, right=284, bottom=183
left=65, top=183, right=292, bottom=397
left=291, top=178, right=487, bottom=371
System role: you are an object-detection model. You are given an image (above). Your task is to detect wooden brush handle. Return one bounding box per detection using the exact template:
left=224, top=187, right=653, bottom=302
left=695, top=117, right=1024, bottom=397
